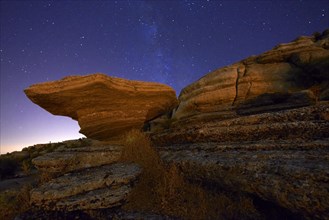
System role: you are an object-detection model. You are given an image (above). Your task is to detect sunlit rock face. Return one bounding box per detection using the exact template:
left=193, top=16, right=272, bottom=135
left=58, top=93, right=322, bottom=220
left=173, top=30, right=329, bottom=123
left=150, top=30, right=329, bottom=219
left=24, top=73, right=178, bottom=140
left=151, top=30, right=329, bottom=140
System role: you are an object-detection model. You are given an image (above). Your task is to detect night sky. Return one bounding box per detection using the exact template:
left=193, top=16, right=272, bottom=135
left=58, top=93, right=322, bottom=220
left=1, top=0, right=328, bottom=154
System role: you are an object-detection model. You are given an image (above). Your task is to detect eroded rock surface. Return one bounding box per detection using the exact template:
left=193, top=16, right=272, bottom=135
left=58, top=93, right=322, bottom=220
left=150, top=30, right=329, bottom=219
left=32, top=144, right=122, bottom=173
left=169, top=30, right=329, bottom=125
left=154, top=102, right=329, bottom=219
left=159, top=139, right=329, bottom=219
left=25, top=73, right=178, bottom=140
left=30, top=163, right=142, bottom=211
left=153, top=102, right=329, bottom=145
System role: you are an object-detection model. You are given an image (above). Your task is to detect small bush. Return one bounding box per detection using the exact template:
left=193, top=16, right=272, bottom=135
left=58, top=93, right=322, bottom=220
left=120, top=129, right=260, bottom=219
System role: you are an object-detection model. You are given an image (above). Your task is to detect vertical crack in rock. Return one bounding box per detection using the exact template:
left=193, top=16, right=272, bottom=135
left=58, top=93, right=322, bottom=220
left=232, top=65, right=246, bottom=106
left=232, top=68, right=240, bottom=106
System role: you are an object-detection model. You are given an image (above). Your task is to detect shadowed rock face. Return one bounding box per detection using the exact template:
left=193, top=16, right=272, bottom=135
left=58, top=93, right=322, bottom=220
left=32, top=144, right=122, bottom=173
left=24, top=73, right=178, bottom=140
left=30, top=163, right=142, bottom=211
left=156, top=103, right=329, bottom=219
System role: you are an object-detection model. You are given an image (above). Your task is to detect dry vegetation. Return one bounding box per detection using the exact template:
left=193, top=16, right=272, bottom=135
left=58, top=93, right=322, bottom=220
left=0, top=184, right=32, bottom=220
left=120, top=129, right=260, bottom=219
left=0, top=138, right=91, bottom=219
left=0, top=133, right=262, bottom=219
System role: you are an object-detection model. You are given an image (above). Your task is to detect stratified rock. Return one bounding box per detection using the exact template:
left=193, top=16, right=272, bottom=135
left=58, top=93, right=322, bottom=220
left=24, top=74, right=178, bottom=140
left=154, top=101, right=329, bottom=219
left=150, top=30, right=329, bottom=219
left=32, top=143, right=122, bottom=173
left=30, top=163, right=142, bottom=211
left=153, top=102, right=329, bottom=145
left=159, top=139, right=329, bottom=220
left=170, top=30, right=329, bottom=124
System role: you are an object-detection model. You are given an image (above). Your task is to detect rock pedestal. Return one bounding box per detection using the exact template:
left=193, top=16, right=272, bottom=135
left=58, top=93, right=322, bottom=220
left=25, top=74, right=178, bottom=140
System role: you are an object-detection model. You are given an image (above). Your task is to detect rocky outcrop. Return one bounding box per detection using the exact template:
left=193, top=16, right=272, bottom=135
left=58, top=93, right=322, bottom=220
left=150, top=30, right=329, bottom=219
left=29, top=140, right=143, bottom=212
left=24, top=30, right=329, bottom=219
left=153, top=101, right=329, bottom=145
left=32, top=143, right=122, bottom=173
left=157, top=102, right=329, bottom=219
left=24, top=73, right=178, bottom=140
left=166, top=30, right=329, bottom=127
left=30, top=163, right=142, bottom=211
left=159, top=139, right=329, bottom=219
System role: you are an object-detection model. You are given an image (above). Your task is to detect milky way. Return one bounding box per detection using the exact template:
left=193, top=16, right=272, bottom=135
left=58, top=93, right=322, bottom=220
left=1, top=0, right=328, bottom=153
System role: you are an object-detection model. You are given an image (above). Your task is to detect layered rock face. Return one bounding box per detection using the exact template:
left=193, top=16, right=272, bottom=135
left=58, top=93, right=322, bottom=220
left=32, top=142, right=122, bottom=173
left=157, top=103, right=329, bottom=219
left=151, top=30, right=329, bottom=219
left=24, top=74, right=178, bottom=140
left=29, top=141, right=142, bottom=211
left=31, top=163, right=141, bottom=211
left=170, top=30, right=329, bottom=125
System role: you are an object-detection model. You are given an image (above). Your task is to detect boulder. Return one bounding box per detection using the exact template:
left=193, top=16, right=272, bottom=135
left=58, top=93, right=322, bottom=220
left=30, top=163, right=142, bottom=211
left=24, top=73, right=178, bottom=140
left=170, top=30, right=329, bottom=124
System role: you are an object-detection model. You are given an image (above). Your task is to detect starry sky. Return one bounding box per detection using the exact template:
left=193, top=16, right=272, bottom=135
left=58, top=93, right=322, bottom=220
left=1, top=0, right=328, bottom=154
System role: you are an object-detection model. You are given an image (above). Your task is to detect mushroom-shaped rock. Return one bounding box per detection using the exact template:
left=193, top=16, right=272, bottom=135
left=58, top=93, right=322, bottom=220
left=24, top=73, right=178, bottom=140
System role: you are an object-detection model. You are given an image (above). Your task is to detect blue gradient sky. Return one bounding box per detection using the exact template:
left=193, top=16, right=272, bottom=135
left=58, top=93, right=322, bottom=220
left=1, top=0, right=328, bottom=154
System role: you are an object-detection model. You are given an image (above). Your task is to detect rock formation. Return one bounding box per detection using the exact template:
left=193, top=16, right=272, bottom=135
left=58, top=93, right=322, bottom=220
left=29, top=140, right=143, bottom=212
left=23, top=30, right=329, bottom=219
left=32, top=141, right=122, bottom=173
left=166, top=30, right=329, bottom=127
left=150, top=30, right=329, bottom=219
left=30, top=163, right=141, bottom=211
left=156, top=103, right=329, bottom=219
left=24, top=74, right=178, bottom=140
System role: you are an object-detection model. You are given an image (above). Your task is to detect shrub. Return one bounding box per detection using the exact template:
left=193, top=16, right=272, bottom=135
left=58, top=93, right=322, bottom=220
left=120, top=129, right=260, bottom=219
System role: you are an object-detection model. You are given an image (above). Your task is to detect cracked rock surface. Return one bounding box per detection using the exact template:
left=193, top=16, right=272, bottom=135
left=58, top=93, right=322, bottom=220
left=169, top=30, right=329, bottom=123
left=150, top=30, right=329, bottom=219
